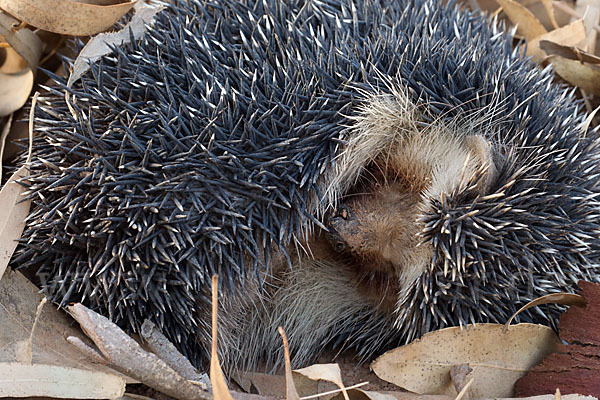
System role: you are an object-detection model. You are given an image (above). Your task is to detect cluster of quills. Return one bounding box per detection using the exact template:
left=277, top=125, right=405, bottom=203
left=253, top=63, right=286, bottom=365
left=11, top=0, right=600, bottom=368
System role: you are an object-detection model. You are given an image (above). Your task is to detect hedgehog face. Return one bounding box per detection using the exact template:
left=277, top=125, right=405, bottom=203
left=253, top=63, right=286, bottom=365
left=326, top=124, right=500, bottom=314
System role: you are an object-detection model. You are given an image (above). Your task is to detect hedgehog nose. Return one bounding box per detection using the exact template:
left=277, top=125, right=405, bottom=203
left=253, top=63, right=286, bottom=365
left=325, top=207, right=352, bottom=253
left=330, top=207, right=349, bottom=221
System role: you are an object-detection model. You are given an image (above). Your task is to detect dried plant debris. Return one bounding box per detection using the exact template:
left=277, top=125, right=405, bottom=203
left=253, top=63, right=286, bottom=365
left=371, top=323, right=560, bottom=398
left=515, top=281, right=600, bottom=398
left=0, top=0, right=137, bottom=36
left=469, top=0, right=600, bottom=104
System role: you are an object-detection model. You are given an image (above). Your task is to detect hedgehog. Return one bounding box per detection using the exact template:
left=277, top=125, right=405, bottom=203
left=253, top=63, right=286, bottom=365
left=12, top=0, right=600, bottom=370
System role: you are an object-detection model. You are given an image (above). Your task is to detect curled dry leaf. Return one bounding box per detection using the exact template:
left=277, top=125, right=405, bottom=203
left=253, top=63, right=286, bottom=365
left=504, top=293, right=587, bottom=329
left=0, top=12, right=41, bottom=117
left=0, top=12, right=41, bottom=72
left=371, top=323, right=560, bottom=398
left=496, top=0, right=547, bottom=39
left=0, top=0, right=137, bottom=36
left=68, top=0, right=163, bottom=87
left=0, top=362, right=125, bottom=398
left=538, top=0, right=559, bottom=29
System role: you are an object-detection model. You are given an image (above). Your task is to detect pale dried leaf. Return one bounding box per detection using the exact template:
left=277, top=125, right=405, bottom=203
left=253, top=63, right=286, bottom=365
left=497, top=0, right=547, bottom=39
left=0, top=166, right=30, bottom=280
left=68, top=1, right=164, bottom=87
left=294, top=364, right=349, bottom=400
left=0, top=0, right=137, bottom=36
left=331, top=389, right=398, bottom=400
left=547, top=55, right=600, bottom=95
left=0, top=362, right=125, bottom=398
left=211, top=275, right=234, bottom=400
left=279, top=327, right=300, bottom=400
left=334, top=391, right=598, bottom=400
left=526, top=19, right=586, bottom=62
left=0, top=114, right=13, bottom=181
left=540, top=40, right=600, bottom=64
left=234, top=372, right=320, bottom=398
left=539, top=0, right=559, bottom=29
left=576, top=0, right=599, bottom=52
left=371, top=323, right=561, bottom=398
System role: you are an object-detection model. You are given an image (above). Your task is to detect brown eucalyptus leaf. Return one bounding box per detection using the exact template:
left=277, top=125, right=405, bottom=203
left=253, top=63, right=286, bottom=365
left=547, top=56, right=600, bottom=95
left=526, top=19, right=586, bottom=62
left=0, top=165, right=30, bottom=280
left=294, top=363, right=349, bottom=400
left=540, top=41, right=600, bottom=64
left=0, top=362, right=125, bottom=398
left=371, top=323, right=560, bottom=398
left=0, top=0, right=137, bottom=36
left=497, top=0, right=548, bottom=39
left=0, top=270, right=126, bottom=377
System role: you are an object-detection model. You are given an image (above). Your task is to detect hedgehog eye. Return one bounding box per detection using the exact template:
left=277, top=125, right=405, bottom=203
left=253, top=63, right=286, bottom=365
left=333, top=241, right=347, bottom=253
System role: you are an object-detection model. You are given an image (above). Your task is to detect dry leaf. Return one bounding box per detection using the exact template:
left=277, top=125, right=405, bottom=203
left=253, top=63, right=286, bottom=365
left=0, top=0, right=137, bottom=36
left=497, top=0, right=548, bottom=39
left=0, top=362, right=125, bottom=398
left=515, top=281, right=600, bottom=397
left=0, top=12, right=41, bottom=72
left=0, top=165, right=30, bottom=280
left=547, top=56, right=600, bottom=95
left=68, top=303, right=209, bottom=400
left=234, top=371, right=322, bottom=398
left=294, top=364, right=350, bottom=400
left=332, top=390, right=597, bottom=400
left=526, top=19, right=586, bottom=62
left=0, top=270, right=128, bottom=379
left=371, top=323, right=561, bottom=398
left=0, top=114, right=13, bottom=181
left=211, top=275, right=234, bottom=400
left=539, top=0, right=559, bottom=29
left=540, top=41, right=600, bottom=64
left=0, top=13, right=41, bottom=117
left=505, top=293, right=586, bottom=328
left=331, top=389, right=398, bottom=400
left=279, top=327, right=301, bottom=400
left=576, top=0, right=599, bottom=52
left=140, top=319, right=208, bottom=385
left=68, top=0, right=163, bottom=87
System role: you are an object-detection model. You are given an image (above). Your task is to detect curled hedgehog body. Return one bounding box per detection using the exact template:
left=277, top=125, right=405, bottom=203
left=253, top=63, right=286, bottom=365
left=13, top=0, right=600, bottom=369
